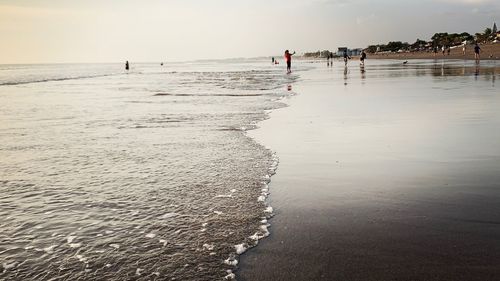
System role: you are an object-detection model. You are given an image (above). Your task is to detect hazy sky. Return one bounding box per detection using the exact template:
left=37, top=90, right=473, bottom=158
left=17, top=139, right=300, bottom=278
left=0, top=0, right=498, bottom=63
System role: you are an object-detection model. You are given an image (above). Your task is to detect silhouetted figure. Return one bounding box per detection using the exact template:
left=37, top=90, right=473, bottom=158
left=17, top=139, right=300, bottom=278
left=474, top=43, right=481, bottom=61
left=125, top=61, right=130, bottom=71
left=272, top=57, right=275, bottom=64
left=447, top=47, right=451, bottom=56
left=343, top=50, right=351, bottom=66
left=284, top=50, right=296, bottom=74
left=360, top=50, right=367, bottom=65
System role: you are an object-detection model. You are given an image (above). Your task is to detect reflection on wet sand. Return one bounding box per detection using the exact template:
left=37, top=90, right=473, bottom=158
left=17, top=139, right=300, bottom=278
left=343, top=66, right=348, bottom=86
left=333, top=60, right=498, bottom=85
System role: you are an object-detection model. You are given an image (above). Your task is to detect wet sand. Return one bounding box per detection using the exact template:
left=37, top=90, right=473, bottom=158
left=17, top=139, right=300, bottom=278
left=363, top=43, right=500, bottom=61
left=239, top=60, right=500, bottom=280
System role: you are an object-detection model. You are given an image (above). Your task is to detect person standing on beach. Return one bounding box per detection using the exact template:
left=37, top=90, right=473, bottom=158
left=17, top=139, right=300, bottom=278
left=447, top=47, right=451, bottom=56
left=284, top=50, right=295, bottom=74
left=125, top=61, right=129, bottom=71
left=360, top=50, right=367, bottom=65
left=343, top=50, right=351, bottom=66
left=474, top=43, right=481, bottom=61
left=272, top=57, right=275, bottom=64
left=442, top=46, right=445, bottom=56
left=462, top=44, right=466, bottom=56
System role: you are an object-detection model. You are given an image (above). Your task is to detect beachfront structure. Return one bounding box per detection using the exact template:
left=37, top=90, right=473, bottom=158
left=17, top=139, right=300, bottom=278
left=337, top=47, right=363, bottom=56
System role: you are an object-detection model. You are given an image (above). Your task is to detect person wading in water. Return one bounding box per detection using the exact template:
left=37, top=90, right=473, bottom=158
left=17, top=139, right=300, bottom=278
left=284, top=50, right=296, bottom=74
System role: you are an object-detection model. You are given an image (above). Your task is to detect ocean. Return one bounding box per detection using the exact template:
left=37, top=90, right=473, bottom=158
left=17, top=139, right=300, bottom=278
left=0, top=59, right=299, bottom=280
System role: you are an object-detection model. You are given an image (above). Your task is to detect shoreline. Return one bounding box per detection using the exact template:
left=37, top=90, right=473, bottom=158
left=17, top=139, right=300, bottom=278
left=238, top=60, right=500, bottom=281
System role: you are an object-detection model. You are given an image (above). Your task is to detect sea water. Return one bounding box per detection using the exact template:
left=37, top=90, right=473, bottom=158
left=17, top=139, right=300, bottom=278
left=0, top=59, right=299, bottom=280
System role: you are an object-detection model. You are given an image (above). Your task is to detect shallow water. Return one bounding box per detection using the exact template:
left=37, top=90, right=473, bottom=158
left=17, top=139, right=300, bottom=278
left=0, top=60, right=299, bottom=280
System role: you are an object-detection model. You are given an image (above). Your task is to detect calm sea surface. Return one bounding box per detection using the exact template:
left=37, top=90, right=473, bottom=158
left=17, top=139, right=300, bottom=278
left=0, top=60, right=299, bottom=280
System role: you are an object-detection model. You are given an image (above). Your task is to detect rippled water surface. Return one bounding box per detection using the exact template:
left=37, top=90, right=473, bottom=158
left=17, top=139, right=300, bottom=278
left=0, top=60, right=299, bottom=280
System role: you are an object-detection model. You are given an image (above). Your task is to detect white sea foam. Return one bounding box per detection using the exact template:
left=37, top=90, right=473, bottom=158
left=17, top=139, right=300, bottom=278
left=67, top=235, right=76, bottom=243
left=264, top=207, right=273, bottom=213
left=145, top=233, right=156, bottom=238
left=235, top=243, right=247, bottom=255
left=159, top=239, right=168, bottom=246
left=43, top=245, right=57, bottom=254
left=224, top=270, right=236, bottom=280
left=109, top=244, right=120, bottom=249
left=136, top=268, right=143, bottom=276
left=105, top=230, right=114, bottom=235
left=257, top=195, right=266, bottom=202
left=76, top=255, right=88, bottom=263
left=230, top=189, right=237, bottom=193
left=69, top=243, right=82, bottom=248
left=260, top=225, right=270, bottom=237
left=249, top=233, right=260, bottom=241
left=203, top=243, right=215, bottom=251
left=214, top=194, right=232, bottom=198
left=224, top=257, right=238, bottom=266
left=214, top=211, right=223, bottom=215
left=159, top=212, right=178, bottom=219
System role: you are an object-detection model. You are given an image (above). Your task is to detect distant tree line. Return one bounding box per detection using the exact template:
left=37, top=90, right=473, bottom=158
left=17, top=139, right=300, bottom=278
left=365, top=25, right=497, bottom=53
left=302, top=25, right=497, bottom=56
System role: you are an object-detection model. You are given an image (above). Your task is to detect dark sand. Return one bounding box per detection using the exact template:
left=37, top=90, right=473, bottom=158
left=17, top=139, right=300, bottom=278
left=239, top=60, right=500, bottom=281
left=363, top=42, right=500, bottom=61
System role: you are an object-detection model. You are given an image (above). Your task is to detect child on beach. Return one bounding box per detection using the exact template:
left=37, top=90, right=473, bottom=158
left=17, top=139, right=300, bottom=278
left=284, top=50, right=296, bottom=74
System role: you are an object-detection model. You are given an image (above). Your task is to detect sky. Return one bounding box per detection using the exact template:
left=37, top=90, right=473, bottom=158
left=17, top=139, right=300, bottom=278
left=0, top=0, right=498, bottom=63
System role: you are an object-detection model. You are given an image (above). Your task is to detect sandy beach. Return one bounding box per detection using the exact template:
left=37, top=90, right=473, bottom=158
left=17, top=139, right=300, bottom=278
left=239, top=60, right=500, bottom=280
left=362, top=42, right=500, bottom=61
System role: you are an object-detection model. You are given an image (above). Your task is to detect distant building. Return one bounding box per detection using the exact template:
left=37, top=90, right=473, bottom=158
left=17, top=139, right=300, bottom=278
left=336, top=47, right=363, bottom=56
left=337, top=47, right=348, bottom=56
left=350, top=48, right=363, bottom=56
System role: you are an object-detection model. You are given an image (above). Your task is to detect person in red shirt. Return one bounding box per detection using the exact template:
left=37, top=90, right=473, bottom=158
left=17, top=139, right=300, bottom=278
left=284, top=50, right=296, bottom=73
